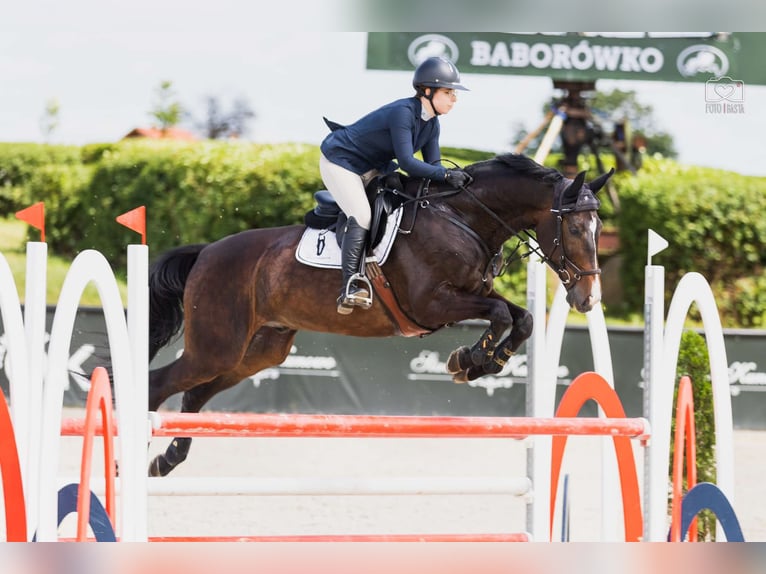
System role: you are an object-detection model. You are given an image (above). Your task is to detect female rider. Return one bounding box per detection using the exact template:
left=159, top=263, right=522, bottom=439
left=320, top=56, right=471, bottom=314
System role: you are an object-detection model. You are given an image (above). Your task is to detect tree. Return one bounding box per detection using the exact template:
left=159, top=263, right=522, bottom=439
left=39, top=98, right=61, bottom=143
left=197, top=96, right=256, bottom=140
left=149, top=80, right=185, bottom=132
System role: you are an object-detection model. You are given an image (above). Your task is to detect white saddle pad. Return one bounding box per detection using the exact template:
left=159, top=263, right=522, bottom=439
left=295, top=207, right=404, bottom=269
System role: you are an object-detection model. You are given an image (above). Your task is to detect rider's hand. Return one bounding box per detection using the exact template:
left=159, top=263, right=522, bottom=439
left=445, top=169, right=472, bottom=188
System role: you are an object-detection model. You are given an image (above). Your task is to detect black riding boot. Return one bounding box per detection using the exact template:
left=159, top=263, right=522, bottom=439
left=337, top=216, right=371, bottom=315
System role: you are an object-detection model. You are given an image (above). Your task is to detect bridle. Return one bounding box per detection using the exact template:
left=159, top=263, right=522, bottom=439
left=548, top=205, right=602, bottom=286
left=436, top=178, right=602, bottom=289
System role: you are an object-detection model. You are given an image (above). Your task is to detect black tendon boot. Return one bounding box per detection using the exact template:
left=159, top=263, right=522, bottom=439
left=337, top=216, right=372, bottom=315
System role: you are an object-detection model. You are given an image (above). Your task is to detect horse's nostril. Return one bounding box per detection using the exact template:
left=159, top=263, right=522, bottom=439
left=581, top=293, right=602, bottom=311
left=569, top=291, right=600, bottom=313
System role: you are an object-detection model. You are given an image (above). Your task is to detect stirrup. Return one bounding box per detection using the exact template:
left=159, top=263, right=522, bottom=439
left=345, top=273, right=373, bottom=308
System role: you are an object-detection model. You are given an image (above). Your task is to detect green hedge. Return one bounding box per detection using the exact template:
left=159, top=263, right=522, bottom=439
left=615, top=157, right=766, bottom=327
left=0, top=143, right=84, bottom=214
left=43, top=141, right=323, bottom=268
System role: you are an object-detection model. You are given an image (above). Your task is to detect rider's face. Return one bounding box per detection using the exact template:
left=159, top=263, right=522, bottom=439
left=430, top=88, right=458, bottom=115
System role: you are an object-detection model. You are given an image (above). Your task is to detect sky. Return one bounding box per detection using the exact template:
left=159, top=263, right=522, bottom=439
left=2, top=2, right=765, bottom=176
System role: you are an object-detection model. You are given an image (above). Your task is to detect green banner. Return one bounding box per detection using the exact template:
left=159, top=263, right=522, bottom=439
left=4, top=308, right=766, bottom=429
left=367, top=33, right=766, bottom=85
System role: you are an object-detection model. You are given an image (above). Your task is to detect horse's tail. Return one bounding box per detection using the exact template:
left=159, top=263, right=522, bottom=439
left=149, top=243, right=208, bottom=362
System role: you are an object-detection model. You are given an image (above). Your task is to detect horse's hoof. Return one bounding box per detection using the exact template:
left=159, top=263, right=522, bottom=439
left=452, top=370, right=469, bottom=384
left=148, top=456, right=171, bottom=477
left=447, top=346, right=471, bottom=374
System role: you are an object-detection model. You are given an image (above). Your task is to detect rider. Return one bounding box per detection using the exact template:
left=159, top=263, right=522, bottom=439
left=320, top=56, right=471, bottom=315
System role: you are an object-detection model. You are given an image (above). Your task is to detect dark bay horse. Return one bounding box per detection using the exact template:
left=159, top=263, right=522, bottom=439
left=147, top=153, right=613, bottom=476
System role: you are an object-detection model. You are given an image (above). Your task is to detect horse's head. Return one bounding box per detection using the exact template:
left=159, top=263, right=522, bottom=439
left=536, top=168, right=614, bottom=313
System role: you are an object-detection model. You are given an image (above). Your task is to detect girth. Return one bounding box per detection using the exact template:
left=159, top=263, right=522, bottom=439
left=365, top=259, right=432, bottom=338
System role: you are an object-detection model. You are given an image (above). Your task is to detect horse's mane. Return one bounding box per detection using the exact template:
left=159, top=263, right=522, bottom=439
left=467, top=153, right=564, bottom=184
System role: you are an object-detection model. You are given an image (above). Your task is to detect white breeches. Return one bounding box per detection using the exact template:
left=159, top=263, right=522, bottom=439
left=319, top=153, right=373, bottom=230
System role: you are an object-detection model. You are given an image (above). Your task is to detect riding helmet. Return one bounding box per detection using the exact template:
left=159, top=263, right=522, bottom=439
left=412, top=57, right=469, bottom=91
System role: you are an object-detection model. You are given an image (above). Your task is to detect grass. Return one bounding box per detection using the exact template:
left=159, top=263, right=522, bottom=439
left=0, top=217, right=128, bottom=306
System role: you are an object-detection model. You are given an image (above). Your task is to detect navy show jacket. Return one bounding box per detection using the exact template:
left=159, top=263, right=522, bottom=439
left=320, top=97, right=447, bottom=181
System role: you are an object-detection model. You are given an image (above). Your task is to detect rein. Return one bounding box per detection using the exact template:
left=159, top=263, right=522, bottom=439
left=413, top=178, right=502, bottom=282
left=417, top=177, right=535, bottom=282
left=381, top=178, right=503, bottom=282
left=405, top=176, right=600, bottom=287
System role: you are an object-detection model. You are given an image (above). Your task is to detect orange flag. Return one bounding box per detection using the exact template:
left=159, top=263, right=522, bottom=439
left=116, top=206, right=146, bottom=245
left=15, top=202, right=45, bottom=242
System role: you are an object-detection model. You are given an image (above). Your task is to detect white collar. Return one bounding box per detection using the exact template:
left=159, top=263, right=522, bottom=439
left=420, top=100, right=435, bottom=121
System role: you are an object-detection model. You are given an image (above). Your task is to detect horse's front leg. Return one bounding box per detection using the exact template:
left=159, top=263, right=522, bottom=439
left=443, top=295, right=512, bottom=383
left=445, top=327, right=499, bottom=379
left=447, top=296, right=532, bottom=383
left=480, top=301, right=533, bottom=376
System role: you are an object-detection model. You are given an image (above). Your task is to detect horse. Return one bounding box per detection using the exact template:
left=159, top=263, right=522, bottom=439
left=146, top=153, right=613, bottom=476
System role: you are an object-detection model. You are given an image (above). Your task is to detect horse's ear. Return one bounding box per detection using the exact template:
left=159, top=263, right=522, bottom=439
left=589, top=168, right=615, bottom=194
left=563, top=170, right=586, bottom=204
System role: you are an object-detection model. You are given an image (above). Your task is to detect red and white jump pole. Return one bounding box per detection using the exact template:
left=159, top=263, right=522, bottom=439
left=61, top=412, right=650, bottom=440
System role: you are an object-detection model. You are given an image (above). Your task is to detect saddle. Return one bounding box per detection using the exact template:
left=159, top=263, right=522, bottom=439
left=304, top=173, right=405, bottom=248
left=301, top=174, right=430, bottom=337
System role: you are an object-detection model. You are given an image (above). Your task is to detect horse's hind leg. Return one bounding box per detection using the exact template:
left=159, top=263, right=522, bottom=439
left=149, top=327, right=298, bottom=477
left=148, top=378, right=238, bottom=477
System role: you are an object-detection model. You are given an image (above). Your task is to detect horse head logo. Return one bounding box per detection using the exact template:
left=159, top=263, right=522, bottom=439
left=407, top=34, right=459, bottom=67
left=677, top=45, right=729, bottom=78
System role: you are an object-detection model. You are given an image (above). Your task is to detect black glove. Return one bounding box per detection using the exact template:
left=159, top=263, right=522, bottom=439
left=445, top=169, right=472, bottom=188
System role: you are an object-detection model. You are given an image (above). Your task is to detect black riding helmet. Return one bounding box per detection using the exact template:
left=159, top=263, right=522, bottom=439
left=413, top=57, right=469, bottom=116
